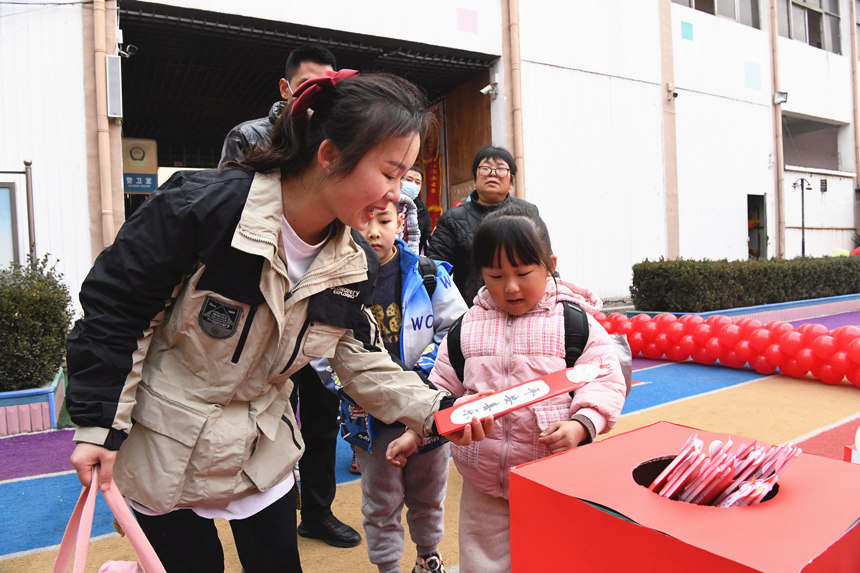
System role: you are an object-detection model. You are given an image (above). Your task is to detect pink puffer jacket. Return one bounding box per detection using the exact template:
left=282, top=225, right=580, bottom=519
left=429, top=278, right=626, bottom=499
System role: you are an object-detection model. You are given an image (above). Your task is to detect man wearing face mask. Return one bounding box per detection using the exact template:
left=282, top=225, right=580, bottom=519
left=218, top=45, right=364, bottom=550
left=219, top=45, right=337, bottom=167
left=401, top=166, right=432, bottom=255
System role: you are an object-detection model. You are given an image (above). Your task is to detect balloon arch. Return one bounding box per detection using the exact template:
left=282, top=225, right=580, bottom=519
left=596, top=312, right=860, bottom=389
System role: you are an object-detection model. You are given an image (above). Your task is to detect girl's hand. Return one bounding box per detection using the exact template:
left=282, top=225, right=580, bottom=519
left=70, top=442, right=117, bottom=491
left=386, top=429, right=422, bottom=467
left=538, top=420, right=588, bottom=454
left=445, top=390, right=495, bottom=446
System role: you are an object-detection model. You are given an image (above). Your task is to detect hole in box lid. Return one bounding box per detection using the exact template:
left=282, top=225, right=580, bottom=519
left=632, top=456, right=779, bottom=506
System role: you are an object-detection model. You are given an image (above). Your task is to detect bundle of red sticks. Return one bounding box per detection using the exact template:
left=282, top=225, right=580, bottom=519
left=648, top=434, right=801, bottom=507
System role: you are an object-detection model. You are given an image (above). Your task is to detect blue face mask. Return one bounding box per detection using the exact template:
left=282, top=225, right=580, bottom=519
left=401, top=180, right=421, bottom=200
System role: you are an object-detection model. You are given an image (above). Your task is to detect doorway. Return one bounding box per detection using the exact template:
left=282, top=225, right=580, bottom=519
left=747, top=194, right=767, bottom=259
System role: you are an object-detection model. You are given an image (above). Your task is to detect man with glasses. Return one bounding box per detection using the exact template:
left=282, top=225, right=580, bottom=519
left=426, top=145, right=540, bottom=306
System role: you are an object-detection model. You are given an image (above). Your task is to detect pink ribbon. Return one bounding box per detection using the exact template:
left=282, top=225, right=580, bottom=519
left=290, top=69, right=359, bottom=116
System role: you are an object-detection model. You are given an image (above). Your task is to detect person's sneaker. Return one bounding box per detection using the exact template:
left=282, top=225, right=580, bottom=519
left=297, top=513, right=361, bottom=548
left=349, top=451, right=361, bottom=474
left=411, top=552, right=446, bottom=573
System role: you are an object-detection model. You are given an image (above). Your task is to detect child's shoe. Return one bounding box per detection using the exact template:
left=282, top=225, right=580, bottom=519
left=411, top=552, right=445, bottom=573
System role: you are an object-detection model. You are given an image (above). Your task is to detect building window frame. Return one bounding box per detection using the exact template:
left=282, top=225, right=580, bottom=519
left=672, top=0, right=762, bottom=29
left=779, top=0, right=842, bottom=54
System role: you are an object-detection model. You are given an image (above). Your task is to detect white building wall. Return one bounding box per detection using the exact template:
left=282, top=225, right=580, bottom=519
left=152, top=0, right=504, bottom=56
left=0, top=2, right=93, bottom=314
left=671, top=8, right=775, bottom=261
left=516, top=0, right=666, bottom=300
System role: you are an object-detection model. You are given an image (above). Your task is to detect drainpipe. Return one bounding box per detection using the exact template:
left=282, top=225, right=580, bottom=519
left=769, top=0, right=786, bottom=257
left=506, top=0, right=526, bottom=198
left=851, top=1, right=860, bottom=187
left=94, top=0, right=115, bottom=247
left=658, top=0, right=680, bottom=260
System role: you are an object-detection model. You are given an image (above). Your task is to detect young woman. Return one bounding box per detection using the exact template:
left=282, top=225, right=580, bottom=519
left=65, top=71, right=491, bottom=573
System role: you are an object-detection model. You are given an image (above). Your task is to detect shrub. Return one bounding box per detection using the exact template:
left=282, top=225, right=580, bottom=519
left=630, top=256, right=860, bottom=313
left=0, top=255, right=74, bottom=391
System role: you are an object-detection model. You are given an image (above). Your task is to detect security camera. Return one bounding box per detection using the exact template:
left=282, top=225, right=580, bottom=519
left=118, top=44, right=138, bottom=59
left=479, top=84, right=493, bottom=95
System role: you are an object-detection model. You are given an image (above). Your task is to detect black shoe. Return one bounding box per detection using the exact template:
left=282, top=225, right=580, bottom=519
left=297, top=514, right=362, bottom=548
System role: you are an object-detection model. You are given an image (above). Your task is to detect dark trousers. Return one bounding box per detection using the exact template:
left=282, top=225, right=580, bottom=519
left=133, top=486, right=302, bottom=573
left=289, top=363, right=341, bottom=524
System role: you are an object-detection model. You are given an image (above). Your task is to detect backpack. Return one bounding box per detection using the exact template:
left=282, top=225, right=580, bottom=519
left=417, top=255, right=437, bottom=298
left=445, top=300, right=632, bottom=396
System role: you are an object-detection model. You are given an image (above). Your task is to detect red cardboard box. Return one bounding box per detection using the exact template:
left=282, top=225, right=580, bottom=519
left=510, top=421, right=860, bottom=572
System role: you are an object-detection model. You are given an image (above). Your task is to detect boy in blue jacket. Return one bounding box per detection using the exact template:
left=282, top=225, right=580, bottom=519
left=344, top=196, right=467, bottom=573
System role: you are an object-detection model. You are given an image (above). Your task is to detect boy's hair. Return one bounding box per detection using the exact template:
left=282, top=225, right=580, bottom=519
left=285, top=45, right=338, bottom=80
left=407, top=165, right=424, bottom=178
left=472, top=204, right=554, bottom=273
left=471, top=145, right=518, bottom=180
left=240, top=73, right=434, bottom=179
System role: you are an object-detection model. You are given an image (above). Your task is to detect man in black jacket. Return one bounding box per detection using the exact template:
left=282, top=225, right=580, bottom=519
left=219, top=45, right=337, bottom=166
left=426, top=145, right=539, bottom=306
left=219, top=45, right=361, bottom=549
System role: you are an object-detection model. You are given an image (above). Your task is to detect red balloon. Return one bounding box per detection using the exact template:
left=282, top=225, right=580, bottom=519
left=595, top=312, right=607, bottom=323
left=749, top=354, right=777, bottom=375
left=738, top=318, right=763, bottom=337
left=720, top=350, right=747, bottom=369
left=748, top=328, right=772, bottom=353
left=812, top=362, right=844, bottom=385
left=718, top=324, right=741, bottom=349
left=692, top=323, right=713, bottom=346
left=655, top=332, right=672, bottom=352
left=734, top=339, right=753, bottom=364
left=654, top=313, right=678, bottom=324
left=665, top=321, right=686, bottom=344
left=678, top=314, right=704, bottom=325
left=779, top=331, right=804, bottom=356
left=764, top=343, right=783, bottom=367
left=811, top=335, right=837, bottom=361
left=618, top=321, right=634, bottom=335
left=627, top=331, right=645, bottom=357
left=641, top=321, right=659, bottom=342
left=795, top=347, right=816, bottom=373
left=665, top=345, right=690, bottom=362
left=847, top=364, right=860, bottom=389
left=691, top=346, right=717, bottom=365
left=706, top=314, right=733, bottom=330
left=765, top=321, right=794, bottom=339
left=832, top=325, right=860, bottom=350
left=845, top=338, right=860, bottom=364
left=643, top=342, right=664, bottom=360
left=704, top=337, right=724, bottom=360
left=780, top=358, right=808, bottom=379
left=800, top=323, right=829, bottom=345
left=630, top=314, right=652, bottom=328
left=679, top=334, right=697, bottom=356
left=830, top=350, right=852, bottom=378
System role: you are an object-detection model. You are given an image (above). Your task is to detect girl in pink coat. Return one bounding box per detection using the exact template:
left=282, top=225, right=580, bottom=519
left=388, top=205, right=626, bottom=573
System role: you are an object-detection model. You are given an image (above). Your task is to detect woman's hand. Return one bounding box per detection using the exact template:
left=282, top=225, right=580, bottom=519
left=445, top=390, right=495, bottom=446
left=70, top=442, right=117, bottom=490
left=386, top=429, right=423, bottom=467
left=538, top=420, right=588, bottom=454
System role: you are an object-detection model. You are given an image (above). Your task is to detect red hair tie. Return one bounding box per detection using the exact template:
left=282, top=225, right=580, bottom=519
left=290, top=69, right=359, bottom=117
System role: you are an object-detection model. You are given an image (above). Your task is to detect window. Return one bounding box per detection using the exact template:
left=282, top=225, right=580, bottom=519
left=672, top=0, right=761, bottom=29
left=778, top=0, right=841, bottom=54
left=0, top=184, right=19, bottom=267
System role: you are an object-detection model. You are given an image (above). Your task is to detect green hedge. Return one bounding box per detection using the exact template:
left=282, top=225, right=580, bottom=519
left=0, top=256, right=74, bottom=391
left=630, top=257, right=860, bottom=313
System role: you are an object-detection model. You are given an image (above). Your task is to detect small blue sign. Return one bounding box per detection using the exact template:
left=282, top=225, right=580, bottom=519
left=124, top=173, right=157, bottom=192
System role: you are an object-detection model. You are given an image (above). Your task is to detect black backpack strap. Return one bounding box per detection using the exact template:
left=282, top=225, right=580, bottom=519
left=446, top=314, right=465, bottom=382
left=561, top=301, right=589, bottom=367
left=417, top=255, right=437, bottom=299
